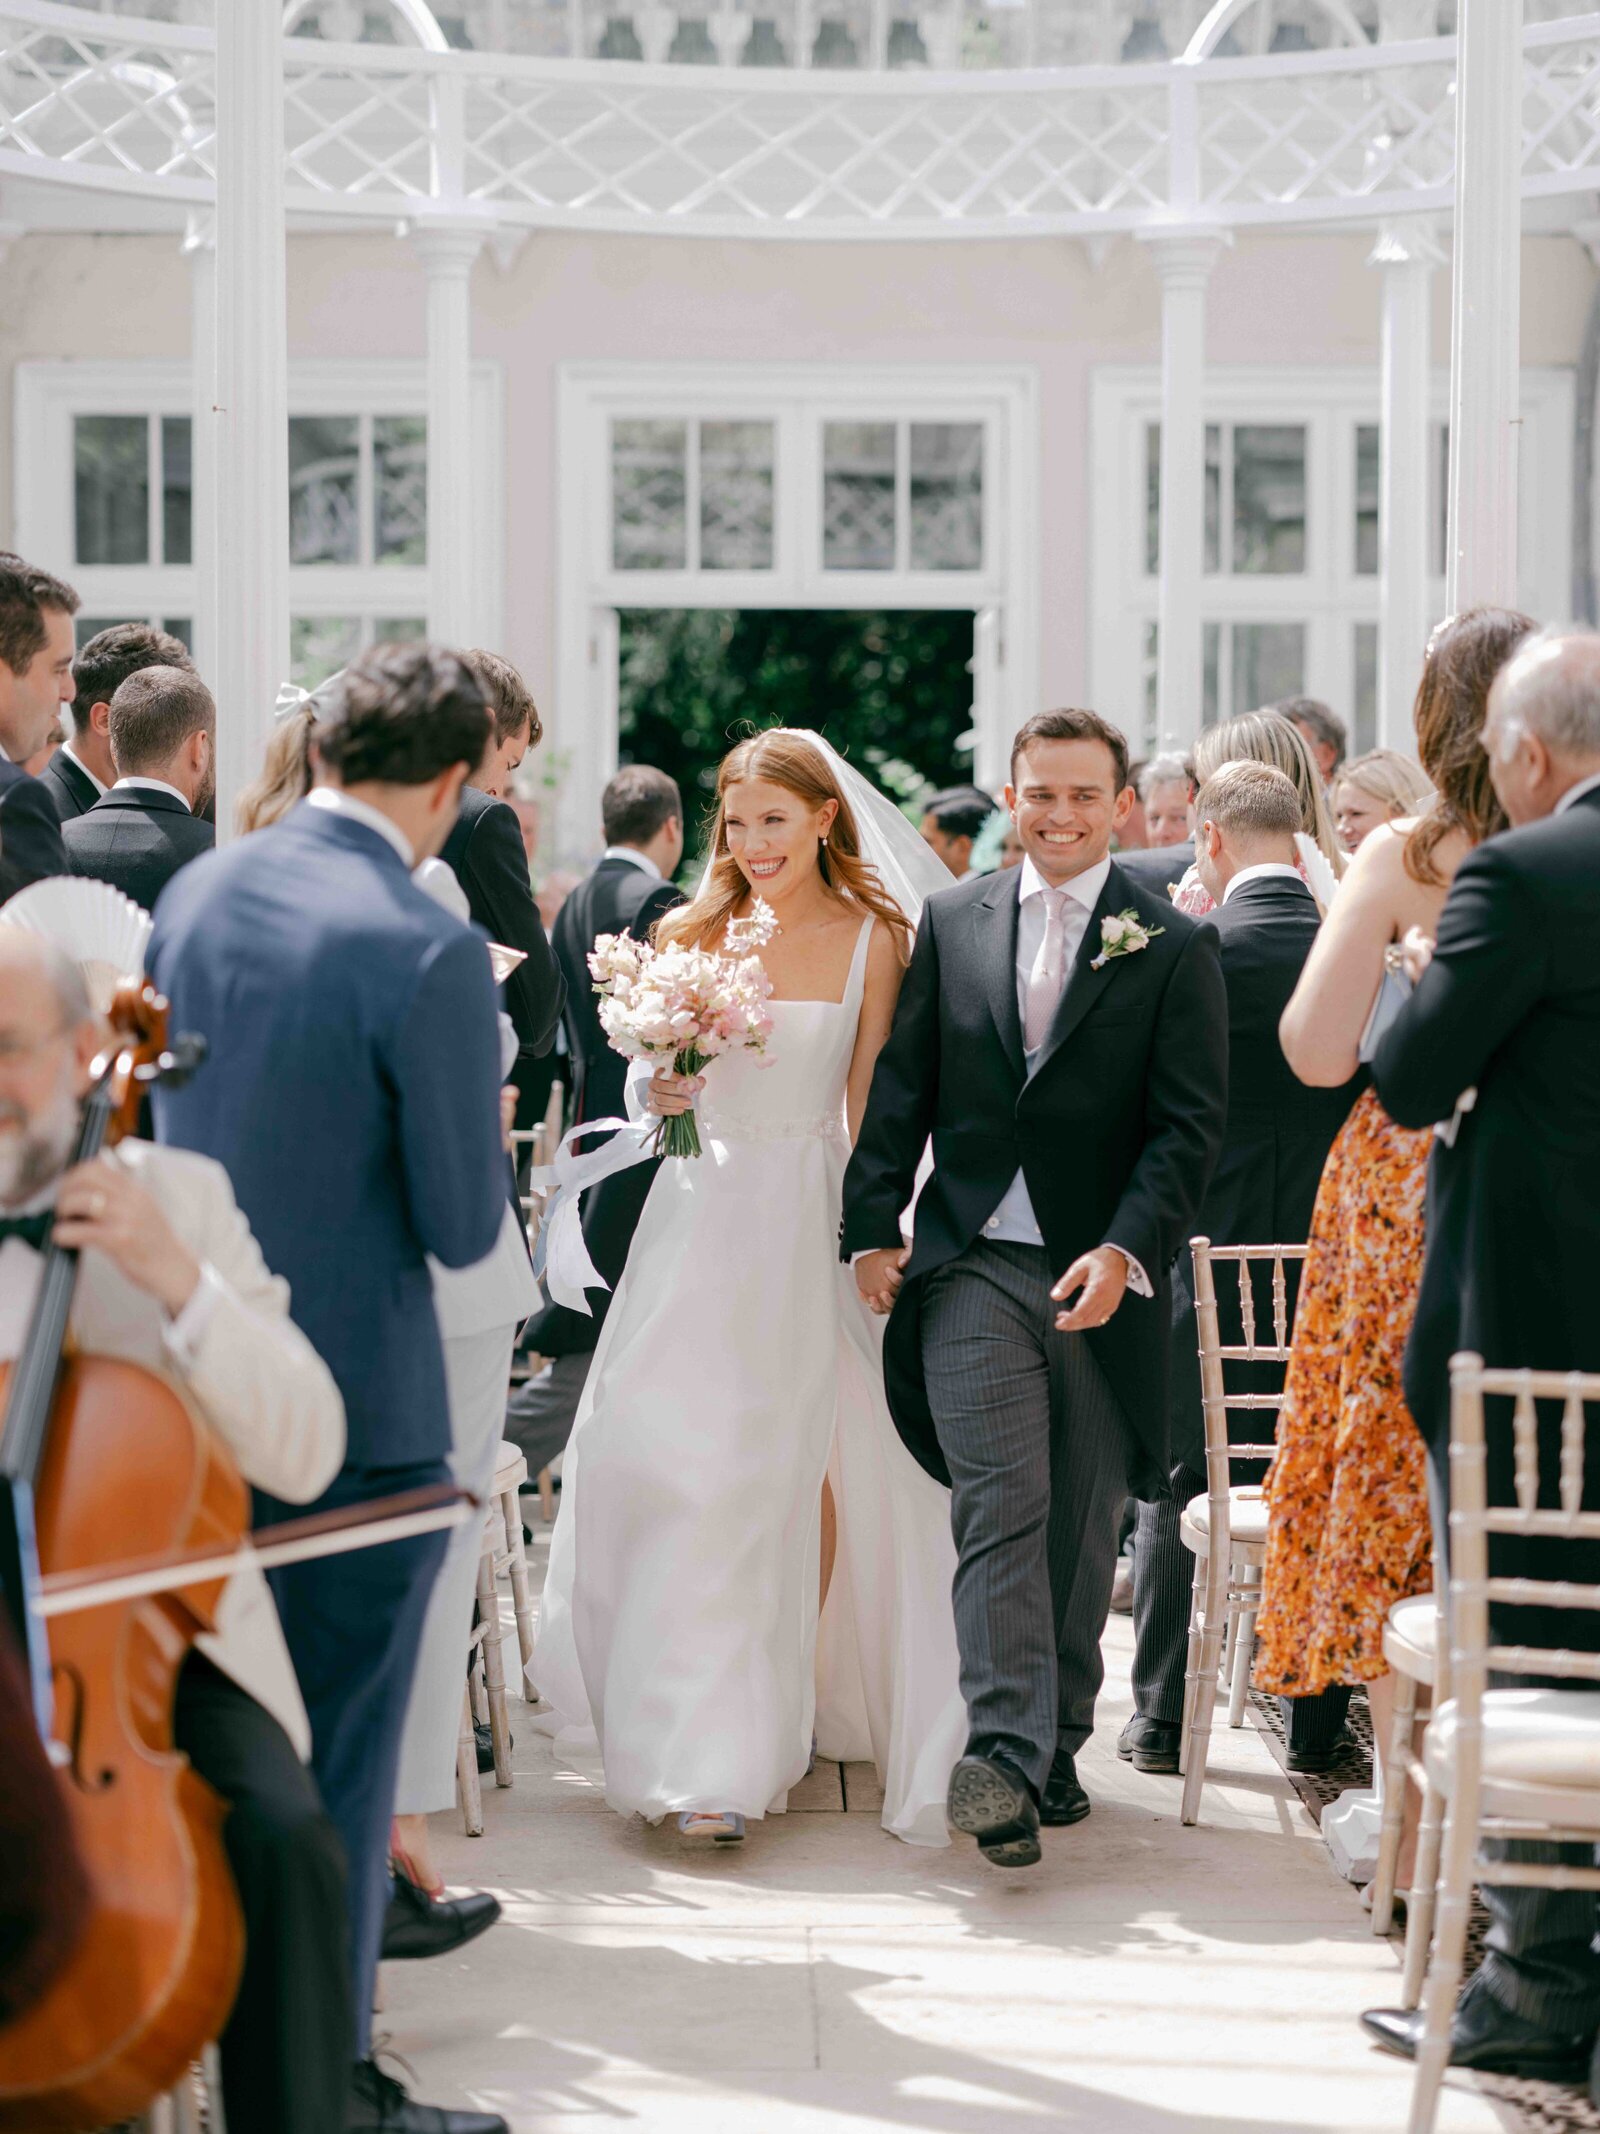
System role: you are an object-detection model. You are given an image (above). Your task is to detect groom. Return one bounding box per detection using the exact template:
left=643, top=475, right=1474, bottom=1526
left=843, top=708, right=1227, bottom=1867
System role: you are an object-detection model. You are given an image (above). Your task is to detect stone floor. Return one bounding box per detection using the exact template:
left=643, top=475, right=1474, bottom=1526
left=383, top=1522, right=1550, bottom=2134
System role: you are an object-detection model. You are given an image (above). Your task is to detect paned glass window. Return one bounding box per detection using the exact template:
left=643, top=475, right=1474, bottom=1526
left=75, top=613, right=193, bottom=652
left=910, top=423, right=983, bottom=571
left=1144, top=421, right=1305, bottom=576
left=290, top=417, right=361, bottom=566
left=162, top=417, right=193, bottom=567
left=823, top=422, right=896, bottom=571
left=1353, top=621, right=1378, bottom=753
left=612, top=419, right=688, bottom=571
left=1355, top=424, right=1380, bottom=577
left=700, top=421, right=775, bottom=571
left=288, top=613, right=427, bottom=690
left=374, top=417, right=427, bottom=565
left=74, top=414, right=193, bottom=569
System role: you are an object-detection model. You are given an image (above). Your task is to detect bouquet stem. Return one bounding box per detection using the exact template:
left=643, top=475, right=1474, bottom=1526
left=654, top=1045, right=705, bottom=1159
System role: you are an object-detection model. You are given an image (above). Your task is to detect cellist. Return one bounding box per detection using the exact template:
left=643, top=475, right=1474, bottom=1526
left=0, top=929, right=351, bottom=2134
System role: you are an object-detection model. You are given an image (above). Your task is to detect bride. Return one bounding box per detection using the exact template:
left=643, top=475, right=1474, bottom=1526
left=530, top=728, right=966, bottom=1845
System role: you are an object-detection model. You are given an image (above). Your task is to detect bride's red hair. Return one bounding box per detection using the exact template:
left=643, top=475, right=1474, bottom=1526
left=657, top=729, right=914, bottom=960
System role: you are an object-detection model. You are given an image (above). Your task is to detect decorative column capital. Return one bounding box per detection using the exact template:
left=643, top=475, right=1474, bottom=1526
left=182, top=207, right=216, bottom=258
left=407, top=219, right=492, bottom=277
left=1572, top=218, right=1600, bottom=270
left=1369, top=214, right=1444, bottom=272
left=1137, top=227, right=1232, bottom=289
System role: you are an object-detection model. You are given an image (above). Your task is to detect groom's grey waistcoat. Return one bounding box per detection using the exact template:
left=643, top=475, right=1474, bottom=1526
left=841, top=859, right=1228, bottom=1497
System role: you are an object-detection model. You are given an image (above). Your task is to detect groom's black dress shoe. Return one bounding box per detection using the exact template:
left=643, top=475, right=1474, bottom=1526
left=381, top=1863, right=501, bottom=1961
left=946, top=1754, right=1041, bottom=1868
left=347, top=2056, right=508, bottom=2131
left=1040, top=1752, right=1091, bottom=1826
left=1360, top=1980, right=1595, bottom=2087
left=1117, top=1716, right=1181, bottom=1775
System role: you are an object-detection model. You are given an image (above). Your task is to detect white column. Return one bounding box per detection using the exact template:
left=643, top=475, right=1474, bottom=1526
left=412, top=223, right=488, bottom=648
left=1446, top=0, right=1524, bottom=612
left=1141, top=231, right=1228, bottom=749
left=183, top=212, right=217, bottom=686
left=214, top=0, right=289, bottom=844
left=1371, top=217, right=1440, bottom=753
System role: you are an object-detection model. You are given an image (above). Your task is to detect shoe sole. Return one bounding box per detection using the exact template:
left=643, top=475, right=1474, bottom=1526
left=1117, top=1737, right=1181, bottom=1775
left=1364, top=2032, right=1591, bottom=2086
left=947, top=1760, right=1042, bottom=1869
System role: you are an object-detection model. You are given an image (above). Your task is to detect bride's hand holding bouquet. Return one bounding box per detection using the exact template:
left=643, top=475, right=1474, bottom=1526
left=589, top=900, right=780, bottom=1159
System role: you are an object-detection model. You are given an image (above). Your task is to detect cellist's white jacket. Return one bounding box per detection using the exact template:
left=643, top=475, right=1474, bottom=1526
left=0, top=1139, right=345, bottom=1757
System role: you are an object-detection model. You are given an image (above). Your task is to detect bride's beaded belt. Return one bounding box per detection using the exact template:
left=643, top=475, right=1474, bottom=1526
left=701, top=1111, right=848, bottom=1144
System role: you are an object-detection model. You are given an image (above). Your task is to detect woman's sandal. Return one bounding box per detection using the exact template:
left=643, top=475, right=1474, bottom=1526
left=677, top=1811, right=746, bottom=1844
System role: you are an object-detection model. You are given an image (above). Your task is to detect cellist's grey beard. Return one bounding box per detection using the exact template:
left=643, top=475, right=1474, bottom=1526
left=0, top=1076, right=80, bottom=1209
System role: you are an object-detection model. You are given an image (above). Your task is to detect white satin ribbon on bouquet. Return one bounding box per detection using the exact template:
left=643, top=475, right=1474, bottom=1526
left=528, top=1115, right=660, bottom=1312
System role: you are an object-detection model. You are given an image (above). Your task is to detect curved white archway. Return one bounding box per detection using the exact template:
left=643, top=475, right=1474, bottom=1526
left=281, top=0, right=450, bottom=54
left=1182, top=0, right=1368, bottom=63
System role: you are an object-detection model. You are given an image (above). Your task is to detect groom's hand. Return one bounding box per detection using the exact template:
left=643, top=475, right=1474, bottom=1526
left=1051, top=1246, right=1129, bottom=1333
left=855, top=1246, right=909, bottom=1316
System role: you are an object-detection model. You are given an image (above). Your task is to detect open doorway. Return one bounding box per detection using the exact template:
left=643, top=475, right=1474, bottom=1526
left=616, top=608, right=978, bottom=851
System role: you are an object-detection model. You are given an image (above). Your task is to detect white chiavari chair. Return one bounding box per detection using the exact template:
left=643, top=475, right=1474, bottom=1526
left=1179, top=1237, right=1306, bottom=1828
left=1368, top=1584, right=1445, bottom=2002
left=1405, top=1353, right=1600, bottom=2134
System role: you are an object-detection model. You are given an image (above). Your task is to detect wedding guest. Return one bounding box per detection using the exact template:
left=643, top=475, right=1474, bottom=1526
left=149, top=642, right=510, bottom=2134
left=1259, top=607, right=1534, bottom=1793
left=919, top=784, right=997, bottom=878
left=442, top=649, right=565, bottom=1140
left=1117, top=759, right=1150, bottom=850
left=1164, top=710, right=1346, bottom=918
left=1333, top=747, right=1435, bottom=853
left=1124, top=762, right=1363, bottom=1772
left=1138, top=752, right=1194, bottom=848
left=508, top=764, right=684, bottom=1481
left=44, top=622, right=192, bottom=824
left=63, top=665, right=215, bottom=909
left=237, top=700, right=315, bottom=833
left=0, top=552, right=73, bottom=892
left=0, top=929, right=350, bottom=2134
left=22, top=723, right=63, bottom=779
left=1362, top=627, right=1600, bottom=2094
left=1276, top=694, right=1347, bottom=787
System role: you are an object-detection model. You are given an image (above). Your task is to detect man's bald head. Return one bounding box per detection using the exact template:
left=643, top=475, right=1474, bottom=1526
left=1485, top=628, right=1600, bottom=826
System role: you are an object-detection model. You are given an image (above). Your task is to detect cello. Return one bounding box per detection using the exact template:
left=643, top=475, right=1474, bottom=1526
left=0, top=979, right=246, bottom=2131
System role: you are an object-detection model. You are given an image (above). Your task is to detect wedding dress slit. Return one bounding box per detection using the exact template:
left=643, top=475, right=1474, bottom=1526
left=529, top=917, right=964, bottom=1844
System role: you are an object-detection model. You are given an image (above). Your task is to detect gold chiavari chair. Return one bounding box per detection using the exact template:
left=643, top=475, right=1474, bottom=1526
left=1179, top=1238, right=1306, bottom=1828
left=1405, top=1353, right=1600, bottom=2134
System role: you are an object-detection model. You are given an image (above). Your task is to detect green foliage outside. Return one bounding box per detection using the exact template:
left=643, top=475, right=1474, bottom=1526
left=617, top=608, right=977, bottom=855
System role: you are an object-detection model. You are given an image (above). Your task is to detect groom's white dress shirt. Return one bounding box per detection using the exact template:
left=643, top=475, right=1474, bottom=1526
left=983, top=854, right=1151, bottom=1295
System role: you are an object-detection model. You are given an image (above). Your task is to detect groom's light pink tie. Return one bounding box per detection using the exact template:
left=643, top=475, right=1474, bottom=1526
left=1023, top=886, right=1069, bottom=1053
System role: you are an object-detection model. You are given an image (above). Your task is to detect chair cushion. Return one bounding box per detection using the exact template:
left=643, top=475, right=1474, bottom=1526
left=492, top=1438, right=529, bottom=1494
left=1383, top=1596, right=1438, bottom=1685
left=1424, top=1688, right=1600, bottom=1822
left=1180, top=1488, right=1269, bottom=1552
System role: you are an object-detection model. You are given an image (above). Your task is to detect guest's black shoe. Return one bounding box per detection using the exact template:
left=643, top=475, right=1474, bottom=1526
left=1040, top=1752, right=1092, bottom=1826
left=381, top=1864, right=501, bottom=1962
left=1360, top=1981, right=1595, bottom=2087
left=347, top=2056, right=508, bottom=2131
left=946, top=1754, right=1041, bottom=1868
left=474, top=1720, right=506, bottom=1774
left=1117, top=1716, right=1182, bottom=1775
left=1285, top=1738, right=1346, bottom=1774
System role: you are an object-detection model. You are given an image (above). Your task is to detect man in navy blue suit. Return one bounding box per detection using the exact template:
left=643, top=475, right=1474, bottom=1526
left=151, top=643, right=510, bottom=2134
left=0, top=551, right=74, bottom=895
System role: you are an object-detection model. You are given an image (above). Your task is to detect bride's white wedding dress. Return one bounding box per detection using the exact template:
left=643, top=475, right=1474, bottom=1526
left=530, top=915, right=965, bottom=1844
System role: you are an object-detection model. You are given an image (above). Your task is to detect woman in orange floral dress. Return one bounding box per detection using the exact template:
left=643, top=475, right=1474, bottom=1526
left=1257, top=608, right=1534, bottom=1848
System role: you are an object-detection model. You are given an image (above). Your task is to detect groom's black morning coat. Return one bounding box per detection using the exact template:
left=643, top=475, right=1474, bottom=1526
left=841, top=858, right=1228, bottom=1496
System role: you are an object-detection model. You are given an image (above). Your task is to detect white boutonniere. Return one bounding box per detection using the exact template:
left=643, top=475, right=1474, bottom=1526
left=1090, top=908, right=1165, bottom=970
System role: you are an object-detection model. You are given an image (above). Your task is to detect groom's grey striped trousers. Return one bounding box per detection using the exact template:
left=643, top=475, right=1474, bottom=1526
left=921, top=1238, right=1130, bottom=1797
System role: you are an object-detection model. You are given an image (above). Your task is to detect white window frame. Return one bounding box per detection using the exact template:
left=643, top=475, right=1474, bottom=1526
left=554, top=360, right=1038, bottom=857
left=13, top=358, right=505, bottom=680
left=1089, top=365, right=1574, bottom=756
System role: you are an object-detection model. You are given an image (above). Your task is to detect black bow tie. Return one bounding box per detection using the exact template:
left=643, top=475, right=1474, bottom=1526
left=0, top=1212, right=52, bottom=1251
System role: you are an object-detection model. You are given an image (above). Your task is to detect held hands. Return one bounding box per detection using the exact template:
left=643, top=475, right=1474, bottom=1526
left=53, top=1155, right=202, bottom=1321
left=855, top=1245, right=909, bottom=1317
left=645, top=1068, right=703, bottom=1119
left=1398, top=926, right=1436, bottom=986
left=1051, top=1245, right=1129, bottom=1333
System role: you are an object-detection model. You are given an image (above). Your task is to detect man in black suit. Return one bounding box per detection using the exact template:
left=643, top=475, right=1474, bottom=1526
left=1363, top=629, right=1600, bottom=2098
left=845, top=708, right=1227, bottom=1866
left=0, top=552, right=74, bottom=894
left=43, top=621, right=193, bottom=824
left=64, top=664, right=215, bottom=910
left=440, top=650, right=565, bottom=1126
left=919, top=784, right=997, bottom=879
left=1124, top=761, right=1362, bottom=1773
left=507, top=763, right=684, bottom=1475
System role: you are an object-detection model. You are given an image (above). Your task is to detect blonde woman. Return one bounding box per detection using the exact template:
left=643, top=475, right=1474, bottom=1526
left=1171, top=708, right=1346, bottom=915
left=1334, top=747, right=1435, bottom=852
left=236, top=703, right=315, bottom=834
left=531, top=728, right=966, bottom=1848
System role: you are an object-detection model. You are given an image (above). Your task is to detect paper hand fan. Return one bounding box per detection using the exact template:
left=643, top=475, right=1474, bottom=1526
left=2, top=876, right=154, bottom=1013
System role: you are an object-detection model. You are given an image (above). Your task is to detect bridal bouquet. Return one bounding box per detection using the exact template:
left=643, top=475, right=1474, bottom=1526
left=589, top=901, right=779, bottom=1158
